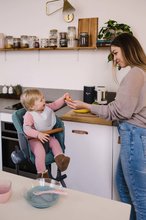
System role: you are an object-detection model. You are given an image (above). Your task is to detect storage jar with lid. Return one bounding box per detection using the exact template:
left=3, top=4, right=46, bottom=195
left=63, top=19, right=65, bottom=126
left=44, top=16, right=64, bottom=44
left=79, top=32, right=89, bottom=47
left=20, top=35, right=29, bottom=48
left=13, top=38, right=21, bottom=48
left=49, top=29, right=58, bottom=48
left=40, top=38, right=49, bottom=48
left=0, top=33, right=5, bottom=48
left=67, top=26, right=76, bottom=39
left=5, top=36, right=13, bottom=49
left=59, top=32, right=67, bottom=47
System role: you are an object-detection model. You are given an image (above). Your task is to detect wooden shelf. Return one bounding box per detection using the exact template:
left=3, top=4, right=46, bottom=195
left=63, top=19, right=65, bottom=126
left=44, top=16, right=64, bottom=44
left=0, top=46, right=97, bottom=52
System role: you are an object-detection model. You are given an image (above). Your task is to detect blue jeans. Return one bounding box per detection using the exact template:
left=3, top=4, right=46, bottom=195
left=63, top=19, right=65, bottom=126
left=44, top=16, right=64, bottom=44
left=116, top=121, right=146, bottom=220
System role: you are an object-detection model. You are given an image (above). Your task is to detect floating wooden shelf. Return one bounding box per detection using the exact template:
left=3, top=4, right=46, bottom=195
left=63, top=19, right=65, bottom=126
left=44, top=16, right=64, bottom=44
left=0, top=46, right=97, bottom=51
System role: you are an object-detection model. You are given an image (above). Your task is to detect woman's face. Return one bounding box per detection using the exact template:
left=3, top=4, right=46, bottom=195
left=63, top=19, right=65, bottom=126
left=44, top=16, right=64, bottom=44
left=111, top=46, right=127, bottom=68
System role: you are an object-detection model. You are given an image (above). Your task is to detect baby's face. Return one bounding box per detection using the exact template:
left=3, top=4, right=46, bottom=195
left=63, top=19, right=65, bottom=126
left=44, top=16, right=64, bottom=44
left=32, top=95, right=46, bottom=112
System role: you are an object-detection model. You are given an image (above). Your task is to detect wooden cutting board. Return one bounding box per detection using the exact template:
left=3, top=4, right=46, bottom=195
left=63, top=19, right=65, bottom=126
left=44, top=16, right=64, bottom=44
left=60, top=110, right=112, bottom=126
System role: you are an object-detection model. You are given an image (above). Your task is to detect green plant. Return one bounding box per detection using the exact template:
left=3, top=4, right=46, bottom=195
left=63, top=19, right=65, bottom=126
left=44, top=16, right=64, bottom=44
left=98, top=19, right=133, bottom=41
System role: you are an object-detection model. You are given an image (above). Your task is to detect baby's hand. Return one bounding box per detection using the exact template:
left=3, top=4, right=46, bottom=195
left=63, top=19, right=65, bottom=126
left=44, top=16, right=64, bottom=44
left=64, top=93, right=73, bottom=102
left=37, top=132, right=50, bottom=143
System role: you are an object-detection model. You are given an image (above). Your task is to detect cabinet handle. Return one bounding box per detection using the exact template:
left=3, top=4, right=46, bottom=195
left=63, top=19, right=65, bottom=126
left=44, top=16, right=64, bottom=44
left=72, top=130, right=88, bottom=135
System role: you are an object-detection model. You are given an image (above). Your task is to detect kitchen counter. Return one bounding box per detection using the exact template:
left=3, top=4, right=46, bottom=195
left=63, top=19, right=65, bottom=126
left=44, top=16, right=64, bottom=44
left=60, top=110, right=112, bottom=126
left=0, top=98, right=112, bottom=126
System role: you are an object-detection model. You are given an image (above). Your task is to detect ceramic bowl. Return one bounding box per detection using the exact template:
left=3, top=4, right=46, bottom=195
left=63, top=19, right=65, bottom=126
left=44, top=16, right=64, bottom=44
left=0, top=179, right=12, bottom=203
left=24, top=178, right=62, bottom=209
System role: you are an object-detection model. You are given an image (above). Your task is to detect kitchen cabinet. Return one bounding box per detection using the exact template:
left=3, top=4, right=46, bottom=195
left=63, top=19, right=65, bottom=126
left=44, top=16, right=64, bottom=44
left=63, top=121, right=113, bottom=199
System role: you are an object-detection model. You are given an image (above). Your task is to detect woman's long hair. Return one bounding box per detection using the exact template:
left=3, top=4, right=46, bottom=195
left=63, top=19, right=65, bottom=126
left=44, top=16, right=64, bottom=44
left=111, top=33, right=146, bottom=71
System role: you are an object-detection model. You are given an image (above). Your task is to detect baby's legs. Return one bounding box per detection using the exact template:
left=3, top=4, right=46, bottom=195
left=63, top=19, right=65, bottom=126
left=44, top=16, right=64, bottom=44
left=49, top=136, right=70, bottom=172
left=49, top=136, right=63, bottom=156
left=29, top=139, right=46, bottom=174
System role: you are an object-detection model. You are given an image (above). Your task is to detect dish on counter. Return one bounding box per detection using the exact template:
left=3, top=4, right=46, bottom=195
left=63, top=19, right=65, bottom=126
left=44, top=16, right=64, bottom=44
left=24, top=178, right=64, bottom=209
left=73, top=109, right=90, bottom=113
left=25, top=185, right=59, bottom=208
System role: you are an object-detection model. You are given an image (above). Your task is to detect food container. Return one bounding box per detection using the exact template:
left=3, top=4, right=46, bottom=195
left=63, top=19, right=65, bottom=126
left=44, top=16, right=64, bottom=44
left=5, top=36, right=13, bottom=49
left=79, top=32, right=89, bottom=47
left=20, top=35, right=29, bottom=48
left=49, top=29, right=58, bottom=48
left=0, top=33, right=5, bottom=48
left=0, top=179, right=12, bottom=203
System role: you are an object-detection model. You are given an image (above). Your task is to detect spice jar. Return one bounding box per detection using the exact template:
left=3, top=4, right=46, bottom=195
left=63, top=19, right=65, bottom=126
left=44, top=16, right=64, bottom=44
left=59, top=32, right=67, bottom=47
left=79, top=32, right=89, bottom=47
left=5, top=36, right=13, bottom=49
left=40, top=38, right=49, bottom=48
left=0, top=33, right=5, bottom=48
left=49, top=29, right=58, bottom=48
left=13, top=38, right=21, bottom=48
left=20, top=35, right=29, bottom=48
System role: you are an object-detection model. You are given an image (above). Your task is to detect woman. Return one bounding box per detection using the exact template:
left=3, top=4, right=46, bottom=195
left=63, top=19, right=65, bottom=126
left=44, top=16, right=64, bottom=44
left=66, top=33, right=146, bottom=220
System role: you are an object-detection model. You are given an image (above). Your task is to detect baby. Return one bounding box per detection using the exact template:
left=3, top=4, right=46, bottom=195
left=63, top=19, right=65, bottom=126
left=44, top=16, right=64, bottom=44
left=20, top=88, right=70, bottom=179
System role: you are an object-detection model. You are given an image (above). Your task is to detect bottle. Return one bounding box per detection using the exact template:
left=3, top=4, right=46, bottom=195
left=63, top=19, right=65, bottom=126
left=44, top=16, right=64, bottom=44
left=2, top=85, right=8, bottom=94
left=8, top=85, right=13, bottom=94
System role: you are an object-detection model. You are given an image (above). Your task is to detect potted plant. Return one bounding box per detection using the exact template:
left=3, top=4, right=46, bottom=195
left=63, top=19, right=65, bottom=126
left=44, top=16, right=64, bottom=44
left=97, top=19, right=133, bottom=66
left=98, top=19, right=133, bottom=43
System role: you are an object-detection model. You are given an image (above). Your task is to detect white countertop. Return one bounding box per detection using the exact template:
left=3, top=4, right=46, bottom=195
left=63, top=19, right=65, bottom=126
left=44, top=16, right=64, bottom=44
left=0, top=171, right=131, bottom=220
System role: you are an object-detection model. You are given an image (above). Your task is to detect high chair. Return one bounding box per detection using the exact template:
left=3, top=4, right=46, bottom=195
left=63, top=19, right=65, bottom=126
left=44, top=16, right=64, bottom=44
left=11, top=108, right=67, bottom=187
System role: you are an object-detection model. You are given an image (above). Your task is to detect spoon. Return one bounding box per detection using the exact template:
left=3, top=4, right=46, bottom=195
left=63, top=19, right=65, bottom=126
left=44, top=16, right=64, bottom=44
left=33, top=189, right=67, bottom=196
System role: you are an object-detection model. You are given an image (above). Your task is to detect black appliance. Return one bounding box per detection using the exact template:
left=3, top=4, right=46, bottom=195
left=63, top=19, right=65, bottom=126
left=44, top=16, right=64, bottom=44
left=83, top=86, right=95, bottom=104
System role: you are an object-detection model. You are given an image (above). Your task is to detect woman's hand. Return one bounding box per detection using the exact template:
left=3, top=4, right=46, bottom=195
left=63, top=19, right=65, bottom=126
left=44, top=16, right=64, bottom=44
left=37, top=132, right=50, bottom=143
left=66, top=99, right=91, bottom=110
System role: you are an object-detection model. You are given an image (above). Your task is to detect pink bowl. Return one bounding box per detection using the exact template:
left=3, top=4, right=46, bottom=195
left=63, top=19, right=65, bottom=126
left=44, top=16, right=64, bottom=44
left=0, top=179, right=12, bottom=203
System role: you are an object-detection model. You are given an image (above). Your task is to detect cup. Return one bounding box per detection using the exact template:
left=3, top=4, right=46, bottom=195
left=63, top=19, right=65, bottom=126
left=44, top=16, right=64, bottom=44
left=0, top=179, right=12, bottom=203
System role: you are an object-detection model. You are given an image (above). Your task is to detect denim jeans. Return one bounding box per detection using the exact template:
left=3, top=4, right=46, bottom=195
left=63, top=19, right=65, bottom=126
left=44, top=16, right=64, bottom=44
left=116, top=121, right=146, bottom=220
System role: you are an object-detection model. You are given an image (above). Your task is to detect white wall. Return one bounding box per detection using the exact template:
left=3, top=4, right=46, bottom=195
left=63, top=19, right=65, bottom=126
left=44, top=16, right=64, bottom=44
left=0, top=0, right=146, bottom=91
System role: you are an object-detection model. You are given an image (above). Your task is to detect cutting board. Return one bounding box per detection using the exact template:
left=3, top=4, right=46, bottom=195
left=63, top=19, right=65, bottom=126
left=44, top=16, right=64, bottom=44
left=60, top=110, right=112, bottom=126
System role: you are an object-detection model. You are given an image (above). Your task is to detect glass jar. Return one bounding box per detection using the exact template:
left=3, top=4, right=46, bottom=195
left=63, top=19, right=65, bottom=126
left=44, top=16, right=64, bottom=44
left=49, top=29, right=58, bottom=48
left=13, top=38, right=21, bottom=48
left=59, top=32, right=67, bottom=47
left=0, top=33, right=5, bottom=48
left=79, top=32, right=89, bottom=47
left=5, top=36, right=13, bottom=49
left=40, top=38, right=49, bottom=48
left=67, top=26, right=76, bottom=40
left=28, top=36, right=36, bottom=48
left=20, top=35, right=29, bottom=48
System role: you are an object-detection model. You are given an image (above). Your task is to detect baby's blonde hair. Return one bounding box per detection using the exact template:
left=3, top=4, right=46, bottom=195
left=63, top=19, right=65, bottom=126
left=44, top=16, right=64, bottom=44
left=20, top=89, right=43, bottom=111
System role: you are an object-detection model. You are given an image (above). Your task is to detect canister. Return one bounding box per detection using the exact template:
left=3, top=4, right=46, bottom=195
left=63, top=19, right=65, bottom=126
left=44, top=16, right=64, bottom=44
left=83, top=86, right=95, bottom=104
left=79, top=32, right=89, bottom=47
left=0, top=33, right=5, bottom=48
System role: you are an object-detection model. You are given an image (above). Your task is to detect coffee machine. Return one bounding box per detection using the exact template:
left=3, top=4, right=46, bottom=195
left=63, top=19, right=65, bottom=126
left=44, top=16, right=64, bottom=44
left=95, top=86, right=107, bottom=104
